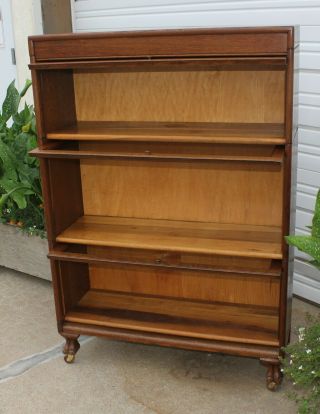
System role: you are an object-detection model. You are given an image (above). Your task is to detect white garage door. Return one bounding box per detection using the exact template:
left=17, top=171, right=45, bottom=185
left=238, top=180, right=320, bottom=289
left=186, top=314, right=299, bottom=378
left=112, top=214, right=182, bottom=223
left=71, top=0, right=320, bottom=304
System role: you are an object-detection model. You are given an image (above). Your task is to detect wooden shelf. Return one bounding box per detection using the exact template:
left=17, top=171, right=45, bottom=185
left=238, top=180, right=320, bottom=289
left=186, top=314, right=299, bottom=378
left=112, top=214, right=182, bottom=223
left=48, top=245, right=282, bottom=276
left=65, top=290, right=279, bottom=346
left=46, top=121, right=286, bottom=145
left=56, top=216, right=283, bottom=259
left=31, top=142, right=283, bottom=163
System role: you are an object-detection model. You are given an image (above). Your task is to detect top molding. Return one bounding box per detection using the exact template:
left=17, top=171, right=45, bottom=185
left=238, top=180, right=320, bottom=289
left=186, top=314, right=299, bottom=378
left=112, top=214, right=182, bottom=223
left=29, top=26, right=294, bottom=63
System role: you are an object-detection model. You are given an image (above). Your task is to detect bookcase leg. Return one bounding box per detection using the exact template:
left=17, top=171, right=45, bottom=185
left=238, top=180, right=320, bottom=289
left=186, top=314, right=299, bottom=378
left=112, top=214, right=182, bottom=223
left=260, top=358, right=282, bottom=391
left=63, top=335, right=80, bottom=364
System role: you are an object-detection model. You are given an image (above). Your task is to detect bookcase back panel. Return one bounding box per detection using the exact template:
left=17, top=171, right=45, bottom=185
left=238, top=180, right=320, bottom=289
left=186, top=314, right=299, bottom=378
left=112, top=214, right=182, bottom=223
left=88, top=263, right=280, bottom=307
left=74, top=71, right=285, bottom=123
left=80, top=159, right=283, bottom=226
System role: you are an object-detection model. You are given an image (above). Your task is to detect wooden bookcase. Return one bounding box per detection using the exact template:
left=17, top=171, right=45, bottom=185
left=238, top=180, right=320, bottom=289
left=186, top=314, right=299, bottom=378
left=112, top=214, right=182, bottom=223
left=29, top=27, right=296, bottom=390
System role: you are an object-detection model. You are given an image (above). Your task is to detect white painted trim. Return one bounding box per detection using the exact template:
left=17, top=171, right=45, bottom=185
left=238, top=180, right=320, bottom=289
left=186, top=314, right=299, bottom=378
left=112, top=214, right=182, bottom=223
left=294, top=273, right=320, bottom=304
left=10, top=0, right=43, bottom=100
left=70, top=0, right=76, bottom=33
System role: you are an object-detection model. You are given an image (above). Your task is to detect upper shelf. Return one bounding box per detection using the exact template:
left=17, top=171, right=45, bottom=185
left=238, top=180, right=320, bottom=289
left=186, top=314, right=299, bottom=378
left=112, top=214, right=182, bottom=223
left=56, top=215, right=283, bottom=259
left=46, top=121, right=286, bottom=145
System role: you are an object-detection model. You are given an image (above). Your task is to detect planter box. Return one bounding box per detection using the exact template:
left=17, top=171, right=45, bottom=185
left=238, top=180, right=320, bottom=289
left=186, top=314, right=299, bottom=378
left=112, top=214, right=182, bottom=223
left=0, top=224, right=51, bottom=280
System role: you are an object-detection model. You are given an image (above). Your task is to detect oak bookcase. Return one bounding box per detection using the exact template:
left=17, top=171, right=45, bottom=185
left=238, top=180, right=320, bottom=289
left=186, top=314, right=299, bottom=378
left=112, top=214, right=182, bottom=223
left=29, top=27, right=296, bottom=390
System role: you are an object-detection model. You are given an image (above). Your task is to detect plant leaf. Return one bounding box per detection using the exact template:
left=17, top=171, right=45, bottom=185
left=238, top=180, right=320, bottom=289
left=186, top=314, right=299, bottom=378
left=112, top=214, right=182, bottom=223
left=19, top=79, right=32, bottom=98
left=285, top=235, right=320, bottom=262
left=0, top=80, right=44, bottom=234
left=311, top=190, right=320, bottom=238
left=1, top=80, right=20, bottom=122
left=0, top=140, right=18, bottom=180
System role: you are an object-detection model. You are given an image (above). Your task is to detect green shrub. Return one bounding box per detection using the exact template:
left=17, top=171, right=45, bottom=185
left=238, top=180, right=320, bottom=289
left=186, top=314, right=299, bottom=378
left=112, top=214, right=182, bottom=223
left=283, top=189, right=320, bottom=413
left=286, top=190, right=320, bottom=269
left=281, top=315, right=320, bottom=414
left=0, top=80, right=45, bottom=237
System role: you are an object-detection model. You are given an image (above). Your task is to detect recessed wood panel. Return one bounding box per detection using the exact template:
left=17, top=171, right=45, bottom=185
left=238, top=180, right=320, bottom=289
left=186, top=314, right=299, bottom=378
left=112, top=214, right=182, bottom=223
left=30, top=29, right=290, bottom=62
left=88, top=263, right=280, bottom=307
left=74, top=71, right=285, bottom=123
left=53, top=245, right=279, bottom=274
left=80, top=159, right=283, bottom=226
left=32, top=141, right=284, bottom=162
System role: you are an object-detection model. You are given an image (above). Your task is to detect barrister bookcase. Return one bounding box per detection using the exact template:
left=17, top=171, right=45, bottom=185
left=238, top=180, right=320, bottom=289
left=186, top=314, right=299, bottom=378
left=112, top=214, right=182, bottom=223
left=29, top=27, right=296, bottom=390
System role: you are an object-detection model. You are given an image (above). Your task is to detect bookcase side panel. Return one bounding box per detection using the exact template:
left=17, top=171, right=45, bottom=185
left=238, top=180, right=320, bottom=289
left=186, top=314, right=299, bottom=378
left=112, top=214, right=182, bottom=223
left=38, top=70, right=77, bottom=144
left=59, top=261, right=90, bottom=314
left=47, top=159, right=84, bottom=238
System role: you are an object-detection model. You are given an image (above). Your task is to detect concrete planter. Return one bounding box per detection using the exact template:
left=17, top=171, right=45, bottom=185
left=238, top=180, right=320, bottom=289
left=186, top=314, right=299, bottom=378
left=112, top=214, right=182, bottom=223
left=0, top=224, right=51, bottom=280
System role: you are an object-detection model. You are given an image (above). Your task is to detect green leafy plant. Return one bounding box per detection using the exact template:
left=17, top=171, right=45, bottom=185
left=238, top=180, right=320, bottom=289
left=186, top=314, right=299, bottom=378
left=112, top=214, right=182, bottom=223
left=282, top=190, right=320, bottom=413
left=281, top=315, right=320, bottom=414
left=285, top=189, right=320, bottom=269
left=0, top=80, right=45, bottom=237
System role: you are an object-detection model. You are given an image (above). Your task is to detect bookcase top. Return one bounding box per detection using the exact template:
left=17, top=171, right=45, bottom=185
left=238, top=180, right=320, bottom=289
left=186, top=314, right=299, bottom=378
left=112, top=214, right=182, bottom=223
left=28, top=26, right=294, bottom=64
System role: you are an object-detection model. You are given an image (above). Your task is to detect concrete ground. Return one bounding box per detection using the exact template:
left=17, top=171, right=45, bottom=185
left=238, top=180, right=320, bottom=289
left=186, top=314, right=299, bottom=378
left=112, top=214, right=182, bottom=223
left=0, top=267, right=319, bottom=414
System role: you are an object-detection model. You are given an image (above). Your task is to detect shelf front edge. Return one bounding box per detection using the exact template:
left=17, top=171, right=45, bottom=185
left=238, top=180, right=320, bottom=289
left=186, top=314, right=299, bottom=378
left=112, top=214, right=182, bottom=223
left=62, top=321, right=280, bottom=358
left=55, top=235, right=283, bottom=260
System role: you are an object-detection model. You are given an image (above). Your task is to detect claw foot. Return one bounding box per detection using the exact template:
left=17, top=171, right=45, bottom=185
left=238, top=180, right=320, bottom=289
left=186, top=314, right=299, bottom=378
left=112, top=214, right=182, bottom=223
left=63, top=335, right=80, bottom=364
left=260, top=358, right=282, bottom=391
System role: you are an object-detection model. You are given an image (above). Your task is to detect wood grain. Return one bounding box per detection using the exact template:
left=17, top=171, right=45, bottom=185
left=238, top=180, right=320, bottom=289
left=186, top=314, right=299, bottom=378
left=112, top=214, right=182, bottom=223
left=31, top=142, right=284, bottom=163
left=62, top=321, right=280, bottom=359
left=80, top=158, right=284, bottom=226
left=47, top=159, right=84, bottom=237
left=39, top=70, right=76, bottom=140
left=46, top=122, right=285, bottom=144
left=65, top=289, right=279, bottom=346
left=30, top=56, right=287, bottom=72
left=50, top=245, right=280, bottom=274
left=56, top=215, right=282, bottom=259
left=88, top=262, right=280, bottom=307
left=74, top=71, right=285, bottom=123
left=59, top=261, right=90, bottom=314
left=29, top=27, right=290, bottom=62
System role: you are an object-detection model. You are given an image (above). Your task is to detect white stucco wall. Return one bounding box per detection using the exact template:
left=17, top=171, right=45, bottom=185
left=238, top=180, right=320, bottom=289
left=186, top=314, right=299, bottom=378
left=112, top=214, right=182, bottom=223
left=10, top=0, right=42, bottom=103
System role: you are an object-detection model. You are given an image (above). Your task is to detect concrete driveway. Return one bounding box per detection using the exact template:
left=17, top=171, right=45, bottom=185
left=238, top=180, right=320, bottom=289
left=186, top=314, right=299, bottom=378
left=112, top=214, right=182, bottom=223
left=1, top=266, right=318, bottom=414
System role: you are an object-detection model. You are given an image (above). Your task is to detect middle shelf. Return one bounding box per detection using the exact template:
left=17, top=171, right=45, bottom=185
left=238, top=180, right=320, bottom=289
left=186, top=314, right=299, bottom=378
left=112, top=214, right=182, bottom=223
left=56, top=216, right=283, bottom=259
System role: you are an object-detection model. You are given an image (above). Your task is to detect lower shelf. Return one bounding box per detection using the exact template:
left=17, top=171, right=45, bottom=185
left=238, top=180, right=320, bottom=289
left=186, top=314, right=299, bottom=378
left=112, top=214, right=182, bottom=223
left=65, top=290, right=279, bottom=347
